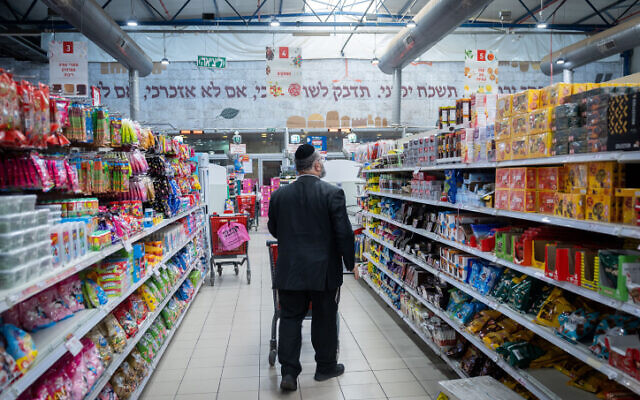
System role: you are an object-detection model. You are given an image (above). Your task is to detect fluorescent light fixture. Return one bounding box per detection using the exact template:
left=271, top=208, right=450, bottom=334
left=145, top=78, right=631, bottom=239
left=161, top=57, right=169, bottom=65
left=126, top=18, right=138, bottom=26
left=406, top=19, right=416, bottom=28
left=536, top=22, right=547, bottom=28
left=371, top=57, right=379, bottom=65
left=556, top=58, right=565, bottom=65
left=270, top=17, right=280, bottom=27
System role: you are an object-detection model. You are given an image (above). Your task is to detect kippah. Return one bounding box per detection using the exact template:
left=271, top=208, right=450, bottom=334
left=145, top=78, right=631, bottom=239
left=295, top=144, right=315, bottom=160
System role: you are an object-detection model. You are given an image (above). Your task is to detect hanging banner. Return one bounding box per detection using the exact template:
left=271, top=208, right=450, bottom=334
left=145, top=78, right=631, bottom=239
left=266, top=46, right=302, bottom=98
left=229, top=143, right=246, bottom=154
left=48, top=41, right=88, bottom=97
left=306, top=135, right=327, bottom=151
left=464, top=49, right=498, bottom=95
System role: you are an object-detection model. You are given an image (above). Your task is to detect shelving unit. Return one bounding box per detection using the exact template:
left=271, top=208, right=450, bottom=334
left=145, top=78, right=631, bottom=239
left=0, top=205, right=203, bottom=314
left=362, top=229, right=640, bottom=396
left=0, top=208, right=204, bottom=400
left=366, top=190, right=640, bottom=239
left=363, top=151, right=640, bottom=173
left=363, top=210, right=640, bottom=316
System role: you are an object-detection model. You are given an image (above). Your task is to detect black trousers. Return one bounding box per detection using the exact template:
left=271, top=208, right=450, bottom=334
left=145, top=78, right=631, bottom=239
left=278, top=288, right=339, bottom=378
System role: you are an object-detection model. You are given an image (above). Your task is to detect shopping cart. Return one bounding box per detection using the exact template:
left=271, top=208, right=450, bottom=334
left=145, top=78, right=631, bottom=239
left=266, top=240, right=339, bottom=367
left=236, top=194, right=259, bottom=231
left=209, top=214, right=251, bottom=286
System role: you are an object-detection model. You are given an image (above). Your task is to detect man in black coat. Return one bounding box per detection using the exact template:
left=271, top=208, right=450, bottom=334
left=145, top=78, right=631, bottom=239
left=268, top=144, right=356, bottom=391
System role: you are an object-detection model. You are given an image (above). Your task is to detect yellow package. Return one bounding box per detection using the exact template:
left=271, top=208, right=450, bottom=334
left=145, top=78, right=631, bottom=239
left=466, top=310, right=501, bottom=334
left=497, top=94, right=512, bottom=119
left=529, top=347, right=570, bottom=369
left=511, top=137, right=527, bottom=159
left=496, top=140, right=511, bottom=161
left=564, top=193, right=585, bottom=220
left=528, top=108, right=554, bottom=134
left=482, top=329, right=511, bottom=350
left=495, top=117, right=511, bottom=140
left=137, top=284, right=158, bottom=311
left=542, top=83, right=572, bottom=106
left=510, top=113, right=529, bottom=137
left=527, top=132, right=552, bottom=158
left=565, top=163, right=588, bottom=194
left=615, top=188, right=640, bottom=224
left=588, top=161, right=624, bottom=194
left=572, top=83, right=588, bottom=94
left=512, top=91, right=528, bottom=114
left=586, top=193, right=616, bottom=222
left=535, top=289, right=575, bottom=328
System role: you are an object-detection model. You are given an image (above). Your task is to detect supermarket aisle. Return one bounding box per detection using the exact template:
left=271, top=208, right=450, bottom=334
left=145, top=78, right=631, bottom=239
left=140, top=223, right=456, bottom=400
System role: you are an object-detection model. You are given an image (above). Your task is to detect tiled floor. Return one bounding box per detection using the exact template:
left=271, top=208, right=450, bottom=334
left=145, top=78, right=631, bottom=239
left=140, top=223, right=457, bottom=400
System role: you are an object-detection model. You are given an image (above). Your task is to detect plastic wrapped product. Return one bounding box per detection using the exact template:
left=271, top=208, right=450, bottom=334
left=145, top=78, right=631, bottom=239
left=2, top=324, right=37, bottom=373
left=97, top=383, right=118, bottom=400
left=102, top=315, right=127, bottom=353
left=113, top=306, right=138, bottom=338
left=86, top=328, right=113, bottom=367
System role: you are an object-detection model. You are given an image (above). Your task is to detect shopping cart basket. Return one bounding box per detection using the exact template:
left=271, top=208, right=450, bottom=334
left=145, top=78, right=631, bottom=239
left=236, top=194, right=258, bottom=231
left=266, top=240, right=339, bottom=367
left=209, top=214, right=251, bottom=285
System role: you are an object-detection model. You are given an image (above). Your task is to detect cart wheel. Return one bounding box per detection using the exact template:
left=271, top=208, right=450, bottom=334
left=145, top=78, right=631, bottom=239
left=234, top=264, right=239, bottom=276
left=268, top=349, right=277, bottom=366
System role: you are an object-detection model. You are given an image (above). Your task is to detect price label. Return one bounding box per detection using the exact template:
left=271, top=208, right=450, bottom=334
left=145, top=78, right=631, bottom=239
left=154, top=269, right=162, bottom=278
left=65, top=334, right=83, bottom=356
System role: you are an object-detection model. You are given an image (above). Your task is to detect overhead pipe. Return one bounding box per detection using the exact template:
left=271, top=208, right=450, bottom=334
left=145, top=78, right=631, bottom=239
left=377, top=0, right=494, bottom=74
left=540, top=14, right=640, bottom=75
left=40, top=0, right=153, bottom=77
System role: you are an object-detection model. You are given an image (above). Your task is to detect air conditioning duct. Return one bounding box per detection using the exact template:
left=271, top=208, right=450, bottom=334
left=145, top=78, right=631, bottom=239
left=377, top=0, right=493, bottom=74
left=540, top=14, right=640, bottom=75
left=41, top=0, right=153, bottom=77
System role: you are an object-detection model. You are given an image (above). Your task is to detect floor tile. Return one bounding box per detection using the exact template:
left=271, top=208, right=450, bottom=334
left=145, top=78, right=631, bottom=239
left=299, top=386, right=345, bottom=400
left=373, top=369, right=416, bottom=384
left=259, top=389, right=303, bottom=400
left=177, top=376, right=220, bottom=395
left=222, top=364, right=261, bottom=378
left=380, top=381, right=427, bottom=397
left=174, top=394, right=216, bottom=400
left=219, top=376, right=261, bottom=392
left=298, top=373, right=339, bottom=389
left=217, top=390, right=259, bottom=400
left=182, top=366, right=223, bottom=381
left=337, top=371, right=377, bottom=386
left=340, top=383, right=386, bottom=400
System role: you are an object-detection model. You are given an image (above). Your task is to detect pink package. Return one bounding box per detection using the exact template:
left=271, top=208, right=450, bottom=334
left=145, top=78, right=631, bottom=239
left=64, top=352, right=88, bottom=400
left=19, top=295, right=54, bottom=331
left=39, top=288, right=73, bottom=323
left=57, top=276, right=85, bottom=313
left=81, top=338, right=104, bottom=388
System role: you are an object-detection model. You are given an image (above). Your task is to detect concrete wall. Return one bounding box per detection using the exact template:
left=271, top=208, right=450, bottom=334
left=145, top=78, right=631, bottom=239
left=1, top=58, right=622, bottom=130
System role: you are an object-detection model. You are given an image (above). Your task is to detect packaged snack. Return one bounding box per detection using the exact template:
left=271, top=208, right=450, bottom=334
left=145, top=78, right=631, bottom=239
left=496, top=140, right=511, bottom=161
left=495, top=118, right=511, bottom=140
left=102, top=315, right=127, bottom=353
left=495, top=189, right=509, bottom=210
left=537, top=167, right=563, bottom=191
left=563, top=193, right=585, bottom=220
left=127, top=294, right=148, bottom=325
left=136, top=335, right=154, bottom=363
left=588, top=161, right=623, bottom=194
left=586, top=193, right=616, bottom=222
left=511, top=138, right=527, bottom=159
left=607, top=92, right=640, bottom=151
left=86, top=327, right=113, bottom=366
left=556, top=309, right=599, bottom=343
left=57, top=275, right=85, bottom=313
left=509, top=190, right=536, bottom=213
left=535, top=288, right=575, bottom=328
left=98, top=383, right=118, bottom=400
left=510, top=114, right=529, bottom=137
left=495, top=168, right=510, bottom=189
left=113, top=306, right=138, bottom=338
left=2, top=324, right=37, bottom=373
left=83, top=279, right=108, bottom=308
left=542, top=83, right=572, bottom=106
left=565, top=163, right=588, bottom=193
left=527, top=132, right=552, bottom=158
left=19, top=296, right=53, bottom=331
left=510, top=168, right=536, bottom=190
left=64, top=351, right=88, bottom=400
left=39, top=288, right=73, bottom=323
left=528, top=108, right=553, bottom=134
left=137, top=284, right=158, bottom=312
left=110, top=370, right=133, bottom=399
left=0, top=345, right=17, bottom=390
left=497, top=95, right=512, bottom=118
left=81, top=337, right=104, bottom=389
left=496, top=341, right=544, bottom=368
left=127, top=350, right=148, bottom=379
left=537, top=191, right=556, bottom=214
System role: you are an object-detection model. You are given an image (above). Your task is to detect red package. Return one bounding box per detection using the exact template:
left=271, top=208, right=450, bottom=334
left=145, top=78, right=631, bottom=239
left=113, top=306, right=138, bottom=338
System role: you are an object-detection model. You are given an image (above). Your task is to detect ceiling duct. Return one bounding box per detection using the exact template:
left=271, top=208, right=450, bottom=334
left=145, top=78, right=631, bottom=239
left=377, top=0, right=493, bottom=74
left=41, top=0, right=153, bottom=77
left=540, top=14, right=640, bottom=75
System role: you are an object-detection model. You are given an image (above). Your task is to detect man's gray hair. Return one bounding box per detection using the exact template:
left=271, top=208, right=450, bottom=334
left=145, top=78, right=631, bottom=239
left=295, top=151, right=320, bottom=173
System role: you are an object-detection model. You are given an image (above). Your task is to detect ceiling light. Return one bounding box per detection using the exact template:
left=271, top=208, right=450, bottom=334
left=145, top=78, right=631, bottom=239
left=126, top=19, right=138, bottom=26
left=371, top=57, right=379, bottom=65
left=270, top=17, right=280, bottom=27
left=406, top=19, right=416, bottom=28
left=556, top=58, right=565, bottom=65
left=161, top=57, right=169, bottom=65
left=536, top=22, right=547, bottom=29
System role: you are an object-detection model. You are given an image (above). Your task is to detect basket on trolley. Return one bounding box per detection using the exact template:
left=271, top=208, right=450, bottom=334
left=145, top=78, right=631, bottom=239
left=266, top=241, right=339, bottom=367
left=236, top=194, right=259, bottom=231
left=209, top=213, right=251, bottom=285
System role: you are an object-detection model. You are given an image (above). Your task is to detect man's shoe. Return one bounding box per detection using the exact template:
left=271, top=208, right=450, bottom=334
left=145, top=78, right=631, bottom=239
left=280, top=374, right=298, bottom=391
left=314, top=364, right=345, bottom=381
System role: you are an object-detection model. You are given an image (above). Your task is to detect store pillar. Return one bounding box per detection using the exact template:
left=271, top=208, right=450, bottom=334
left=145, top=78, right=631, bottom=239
left=562, top=68, right=573, bottom=84
left=129, top=69, right=140, bottom=121
left=392, top=68, right=401, bottom=126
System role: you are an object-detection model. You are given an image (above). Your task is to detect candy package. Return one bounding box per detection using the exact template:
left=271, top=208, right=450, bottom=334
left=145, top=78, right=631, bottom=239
left=102, top=315, right=127, bottom=353
left=2, top=324, right=37, bottom=373
left=97, top=383, right=118, bottom=400
left=57, top=275, right=85, bottom=313
left=86, top=327, right=113, bottom=366
left=113, top=306, right=138, bottom=338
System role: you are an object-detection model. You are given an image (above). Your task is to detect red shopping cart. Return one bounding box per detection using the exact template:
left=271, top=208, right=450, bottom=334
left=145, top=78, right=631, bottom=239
left=209, top=214, right=251, bottom=285
left=236, top=194, right=258, bottom=231
left=266, top=240, right=339, bottom=367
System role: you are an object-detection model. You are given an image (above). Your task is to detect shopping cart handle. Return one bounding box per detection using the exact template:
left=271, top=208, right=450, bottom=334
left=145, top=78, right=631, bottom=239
left=266, top=240, right=278, bottom=246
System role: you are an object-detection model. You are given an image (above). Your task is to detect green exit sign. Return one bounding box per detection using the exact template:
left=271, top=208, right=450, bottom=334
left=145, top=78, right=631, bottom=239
left=196, top=55, right=226, bottom=69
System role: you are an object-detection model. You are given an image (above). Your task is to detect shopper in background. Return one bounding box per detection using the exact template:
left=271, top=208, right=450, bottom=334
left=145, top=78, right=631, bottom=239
left=268, top=144, right=356, bottom=391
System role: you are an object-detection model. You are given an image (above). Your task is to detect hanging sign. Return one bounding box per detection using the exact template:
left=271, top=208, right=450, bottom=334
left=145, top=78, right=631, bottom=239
left=197, top=55, right=227, bottom=69
left=306, top=135, right=327, bottom=151
left=91, top=86, right=101, bottom=106
left=48, top=41, right=88, bottom=97
left=464, top=49, right=498, bottom=95
left=266, top=46, right=302, bottom=97
left=229, top=143, right=246, bottom=154
left=286, top=143, right=301, bottom=154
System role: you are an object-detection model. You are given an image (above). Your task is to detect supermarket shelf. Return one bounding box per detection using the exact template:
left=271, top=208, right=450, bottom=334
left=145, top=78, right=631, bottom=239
left=359, top=274, right=467, bottom=379
left=130, top=278, right=205, bottom=400
left=362, top=230, right=640, bottom=397
left=1, top=225, right=204, bottom=400
left=0, top=205, right=203, bottom=314
left=86, top=260, right=203, bottom=400
left=366, top=190, right=640, bottom=239
left=360, top=273, right=557, bottom=400
left=363, top=210, right=640, bottom=317
left=363, top=151, right=640, bottom=174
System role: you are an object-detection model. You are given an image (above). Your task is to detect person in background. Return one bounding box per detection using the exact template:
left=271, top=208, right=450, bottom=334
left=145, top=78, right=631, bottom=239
left=267, top=144, right=357, bottom=391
